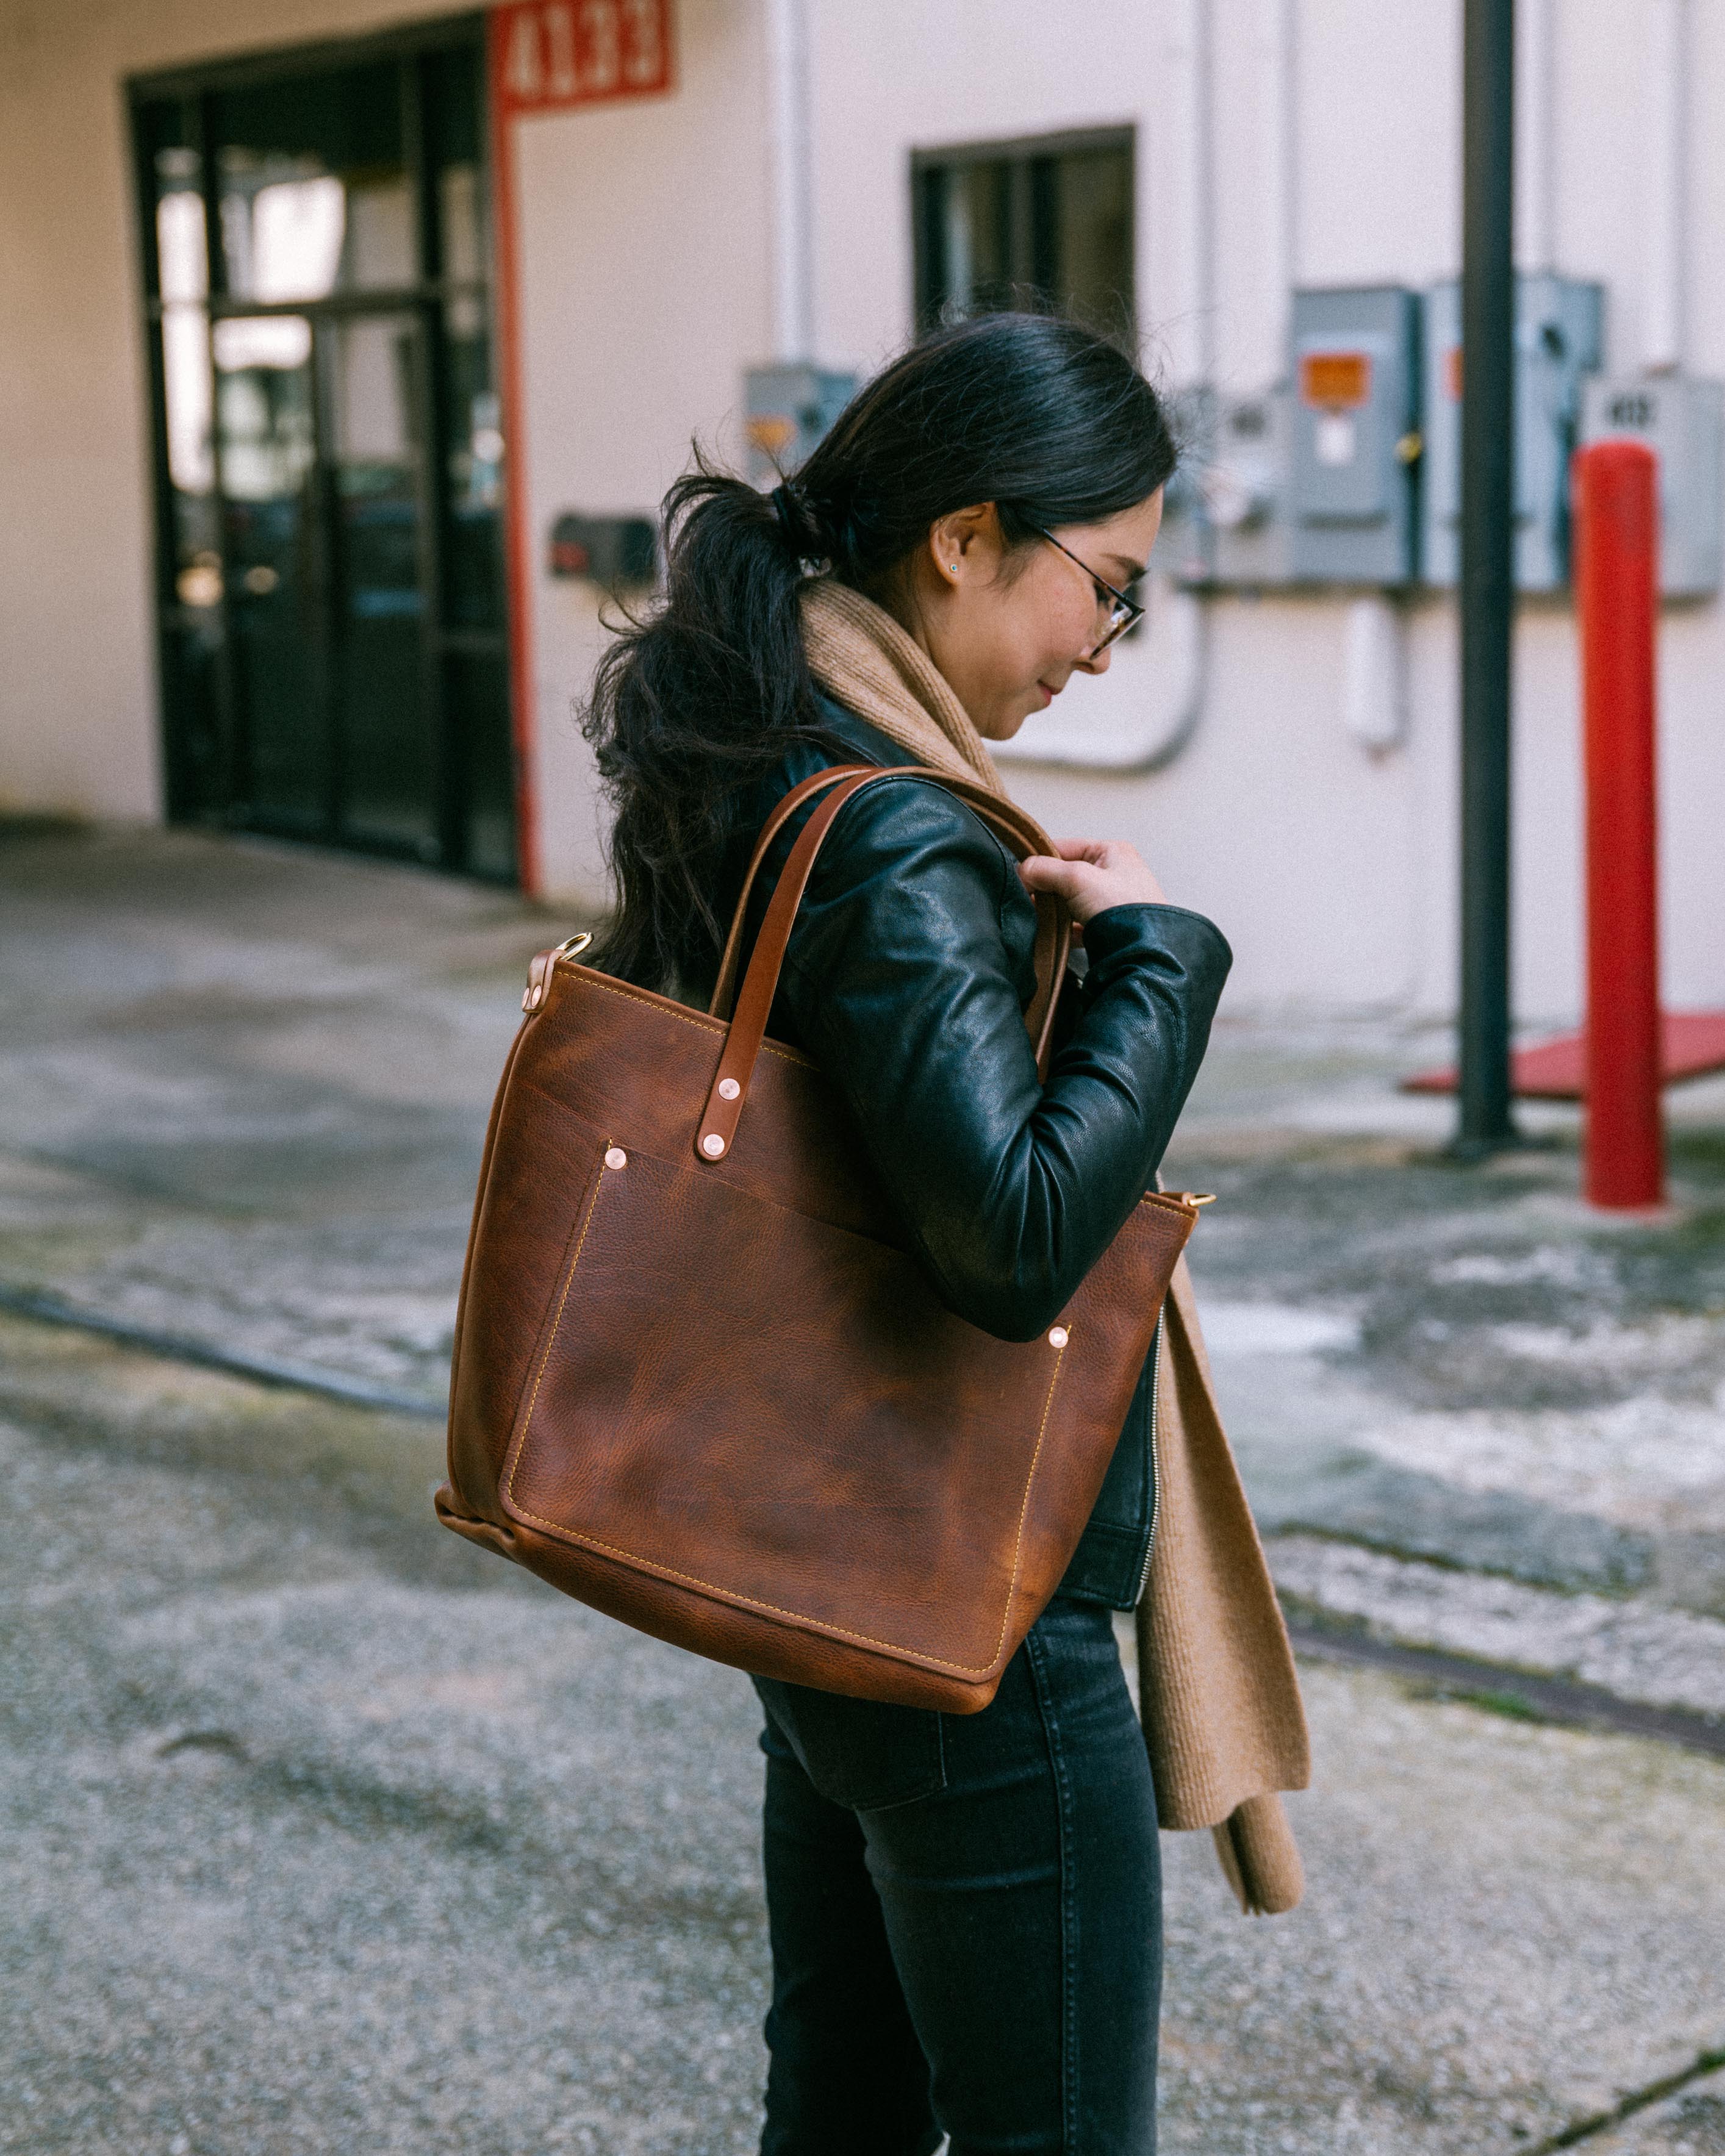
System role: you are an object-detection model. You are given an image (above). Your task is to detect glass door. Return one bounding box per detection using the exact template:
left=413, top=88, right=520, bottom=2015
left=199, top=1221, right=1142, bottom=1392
left=131, top=20, right=516, bottom=883
left=215, top=311, right=324, bottom=830
left=326, top=310, right=434, bottom=853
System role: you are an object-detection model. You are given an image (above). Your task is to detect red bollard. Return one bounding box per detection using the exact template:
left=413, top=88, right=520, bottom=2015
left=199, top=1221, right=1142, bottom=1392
left=1571, top=440, right=1665, bottom=1210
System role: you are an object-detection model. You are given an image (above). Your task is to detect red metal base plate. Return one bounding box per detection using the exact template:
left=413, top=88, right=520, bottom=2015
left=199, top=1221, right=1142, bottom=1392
left=1402, top=1010, right=1725, bottom=1100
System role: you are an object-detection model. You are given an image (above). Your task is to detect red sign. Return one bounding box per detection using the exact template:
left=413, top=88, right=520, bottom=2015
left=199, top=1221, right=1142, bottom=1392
left=490, top=0, right=673, bottom=116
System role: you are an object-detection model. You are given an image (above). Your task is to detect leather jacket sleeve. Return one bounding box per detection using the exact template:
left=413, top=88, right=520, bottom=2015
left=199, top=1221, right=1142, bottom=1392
left=769, top=774, right=1232, bottom=1342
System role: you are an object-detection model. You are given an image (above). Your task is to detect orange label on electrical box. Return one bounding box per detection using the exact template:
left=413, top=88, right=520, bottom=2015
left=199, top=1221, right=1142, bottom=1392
left=1299, top=351, right=1373, bottom=409
left=490, top=0, right=674, bottom=115
left=1444, top=346, right=1464, bottom=401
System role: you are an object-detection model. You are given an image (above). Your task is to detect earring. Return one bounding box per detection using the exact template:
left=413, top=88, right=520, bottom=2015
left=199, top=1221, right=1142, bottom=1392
left=950, top=563, right=959, bottom=573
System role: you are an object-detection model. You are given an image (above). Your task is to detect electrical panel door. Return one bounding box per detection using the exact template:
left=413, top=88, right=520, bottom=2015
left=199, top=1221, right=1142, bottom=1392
left=1421, top=274, right=1603, bottom=591
left=744, top=365, right=857, bottom=490
left=1288, top=286, right=1421, bottom=584
left=1579, top=374, right=1724, bottom=598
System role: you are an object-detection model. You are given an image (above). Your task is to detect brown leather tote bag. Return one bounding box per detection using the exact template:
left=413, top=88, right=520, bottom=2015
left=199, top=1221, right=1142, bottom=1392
left=436, top=764, right=1205, bottom=1712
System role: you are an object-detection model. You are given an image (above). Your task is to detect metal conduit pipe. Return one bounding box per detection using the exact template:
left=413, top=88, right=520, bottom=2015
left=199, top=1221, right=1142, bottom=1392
left=1259, top=0, right=1298, bottom=368
left=997, top=0, right=1215, bottom=775
left=1516, top=0, right=1557, bottom=274
left=1646, top=0, right=1689, bottom=373
left=764, top=0, right=814, bottom=365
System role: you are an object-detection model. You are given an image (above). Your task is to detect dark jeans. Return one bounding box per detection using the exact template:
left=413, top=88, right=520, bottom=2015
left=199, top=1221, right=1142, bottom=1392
left=753, top=1597, right=1161, bottom=2155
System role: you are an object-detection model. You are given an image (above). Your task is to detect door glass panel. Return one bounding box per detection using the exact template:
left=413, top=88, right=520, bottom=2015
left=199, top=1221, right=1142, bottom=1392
left=425, top=43, right=486, bottom=284
left=329, top=313, right=434, bottom=854
left=442, top=301, right=506, bottom=632
left=212, top=62, right=412, bottom=300
left=445, top=648, right=517, bottom=882
left=215, top=320, right=321, bottom=827
left=151, top=141, right=226, bottom=691
left=426, top=40, right=504, bottom=632
left=138, top=99, right=226, bottom=821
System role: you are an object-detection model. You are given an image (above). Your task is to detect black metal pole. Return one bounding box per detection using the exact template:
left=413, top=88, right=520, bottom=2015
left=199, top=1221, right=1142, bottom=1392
left=1457, top=0, right=1518, bottom=1155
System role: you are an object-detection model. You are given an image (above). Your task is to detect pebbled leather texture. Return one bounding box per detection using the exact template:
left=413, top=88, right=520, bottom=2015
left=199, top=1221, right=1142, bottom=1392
left=437, top=728, right=1232, bottom=1710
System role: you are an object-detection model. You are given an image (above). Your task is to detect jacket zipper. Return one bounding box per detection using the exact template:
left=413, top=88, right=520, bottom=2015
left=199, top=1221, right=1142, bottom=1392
left=1135, top=1313, right=1165, bottom=1605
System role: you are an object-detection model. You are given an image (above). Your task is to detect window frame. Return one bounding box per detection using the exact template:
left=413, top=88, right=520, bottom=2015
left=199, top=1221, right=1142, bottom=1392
left=910, top=124, right=1136, bottom=334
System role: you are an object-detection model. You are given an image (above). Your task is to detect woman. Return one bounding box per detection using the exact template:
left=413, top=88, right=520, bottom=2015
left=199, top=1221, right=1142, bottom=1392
left=583, top=313, right=1306, bottom=2155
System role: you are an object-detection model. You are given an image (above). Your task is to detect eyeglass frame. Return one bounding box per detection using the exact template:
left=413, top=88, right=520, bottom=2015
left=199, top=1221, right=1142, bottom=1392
left=1031, top=526, right=1145, bottom=654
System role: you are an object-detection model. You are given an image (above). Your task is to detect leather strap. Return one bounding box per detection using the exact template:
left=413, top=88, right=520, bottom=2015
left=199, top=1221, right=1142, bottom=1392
left=706, top=764, right=878, bottom=1022
left=694, top=768, right=1073, bottom=1164
left=708, top=765, right=1067, bottom=1044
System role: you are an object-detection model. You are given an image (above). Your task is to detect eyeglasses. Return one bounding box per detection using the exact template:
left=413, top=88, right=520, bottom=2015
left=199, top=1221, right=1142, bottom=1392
left=1033, top=527, right=1144, bottom=654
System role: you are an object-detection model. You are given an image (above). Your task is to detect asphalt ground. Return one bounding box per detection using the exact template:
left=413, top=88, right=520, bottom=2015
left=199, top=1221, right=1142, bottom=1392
left=2, top=819, right=1723, bottom=2154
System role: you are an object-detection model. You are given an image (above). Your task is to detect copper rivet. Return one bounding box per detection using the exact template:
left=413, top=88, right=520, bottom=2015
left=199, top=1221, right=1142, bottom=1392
left=604, top=1147, right=626, bottom=1170
left=718, top=1077, right=741, bottom=1100
left=1049, top=1326, right=1068, bottom=1348
left=702, top=1133, right=725, bottom=1157
left=529, top=985, right=542, bottom=1008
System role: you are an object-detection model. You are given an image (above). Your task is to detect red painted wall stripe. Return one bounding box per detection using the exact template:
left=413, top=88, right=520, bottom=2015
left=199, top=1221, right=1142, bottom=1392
left=487, top=7, right=542, bottom=897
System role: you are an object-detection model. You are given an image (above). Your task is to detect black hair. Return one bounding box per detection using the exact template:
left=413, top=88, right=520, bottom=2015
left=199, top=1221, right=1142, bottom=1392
left=580, top=311, right=1177, bottom=994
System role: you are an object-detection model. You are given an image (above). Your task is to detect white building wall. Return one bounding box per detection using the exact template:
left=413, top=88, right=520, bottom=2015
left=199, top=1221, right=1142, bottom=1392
left=1, top=0, right=1720, bottom=1022
left=0, top=0, right=476, bottom=825
left=509, top=0, right=773, bottom=903
left=789, top=0, right=1724, bottom=1020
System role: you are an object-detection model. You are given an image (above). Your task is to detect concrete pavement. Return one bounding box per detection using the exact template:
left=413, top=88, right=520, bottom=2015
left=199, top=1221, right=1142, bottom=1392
left=2, top=818, right=1721, bottom=2154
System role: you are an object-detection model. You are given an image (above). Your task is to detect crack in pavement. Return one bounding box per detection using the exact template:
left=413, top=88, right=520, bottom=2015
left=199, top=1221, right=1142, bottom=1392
left=1285, top=1619, right=1725, bottom=1760
left=0, top=1283, right=445, bottom=1418
left=1522, top=2044, right=1725, bottom=2152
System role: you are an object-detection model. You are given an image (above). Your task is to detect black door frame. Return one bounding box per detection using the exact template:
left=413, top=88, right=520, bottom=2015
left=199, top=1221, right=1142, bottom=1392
left=128, top=10, right=515, bottom=881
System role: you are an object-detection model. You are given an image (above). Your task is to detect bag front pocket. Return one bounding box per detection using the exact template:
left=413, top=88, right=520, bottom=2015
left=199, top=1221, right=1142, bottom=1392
left=500, top=1139, right=1071, bottom=1680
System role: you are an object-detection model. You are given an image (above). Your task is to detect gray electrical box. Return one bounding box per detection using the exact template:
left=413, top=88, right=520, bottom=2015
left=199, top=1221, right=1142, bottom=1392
left=1288, top=286, right=1421, bottom=584
left=744, top=364, right=857, bottom=487
left=1158, top=384, right=1296, bottom=588
left=1145, top=387, right=1213, bottom=582
left=1579, top=374, right=1724, bottom=597
left=1207, top=387, right=1294, bottom=586
left=548, top=512, right=657, bottom=587
left=1421, top=273, right=1602, bottom=590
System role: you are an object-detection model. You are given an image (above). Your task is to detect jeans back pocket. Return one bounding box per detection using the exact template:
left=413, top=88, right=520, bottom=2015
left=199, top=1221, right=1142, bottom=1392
left=754, top=1677, right=946, bottom=1811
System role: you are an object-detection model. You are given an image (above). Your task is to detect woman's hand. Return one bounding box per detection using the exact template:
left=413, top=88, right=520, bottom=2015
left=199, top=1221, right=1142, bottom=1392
left=1018, top=837, right=1166, bottom=925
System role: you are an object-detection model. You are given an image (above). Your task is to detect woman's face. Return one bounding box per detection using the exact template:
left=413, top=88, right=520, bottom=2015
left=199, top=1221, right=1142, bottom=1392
left=904, top=489, right=1166, bottom=741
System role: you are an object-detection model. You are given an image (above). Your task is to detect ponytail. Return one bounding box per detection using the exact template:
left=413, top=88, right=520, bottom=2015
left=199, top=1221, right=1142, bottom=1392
left=581, top=314, right=1176, bottom=993
left=581, top=456, right=842, bottom=992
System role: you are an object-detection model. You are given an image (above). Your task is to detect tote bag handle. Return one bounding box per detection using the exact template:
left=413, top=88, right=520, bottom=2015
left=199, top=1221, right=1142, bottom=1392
left=692, top=765, right=1073, bottom=1164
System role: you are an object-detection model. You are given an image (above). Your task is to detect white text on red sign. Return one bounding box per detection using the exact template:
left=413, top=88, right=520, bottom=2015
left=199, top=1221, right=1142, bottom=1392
left=491, top=0, right=673, bottom=115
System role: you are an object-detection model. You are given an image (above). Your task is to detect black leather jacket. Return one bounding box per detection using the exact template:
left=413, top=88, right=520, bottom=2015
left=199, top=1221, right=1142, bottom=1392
left=694, top=698, right=1233, bottom=1607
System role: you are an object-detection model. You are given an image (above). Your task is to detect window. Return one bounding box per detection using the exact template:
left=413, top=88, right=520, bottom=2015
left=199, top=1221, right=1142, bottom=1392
left=913, top=130, right=1135, bottom=340
left=130, top=18, right=518, bottom=884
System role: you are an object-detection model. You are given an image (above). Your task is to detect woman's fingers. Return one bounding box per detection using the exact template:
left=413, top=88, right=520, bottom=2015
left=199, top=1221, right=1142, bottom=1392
left=1018, top=840, right=1167, bottom=922
left=1018, top=854, right=1093, bottom=903
left=1017, top=849, right=1113, bottom=909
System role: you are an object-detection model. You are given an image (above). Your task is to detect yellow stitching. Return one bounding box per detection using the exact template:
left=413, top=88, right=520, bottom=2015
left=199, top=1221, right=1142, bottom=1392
left=504, top=1186, right=1072, bottom=1675
left=558, top=969, right=809, bottom=1069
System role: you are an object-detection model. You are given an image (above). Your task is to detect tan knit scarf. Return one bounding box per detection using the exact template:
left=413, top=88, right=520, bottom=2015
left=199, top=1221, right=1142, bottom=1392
left=794, top=573, right=1312, bottom=1919
left=800, top=581, right=1009, bottom=797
